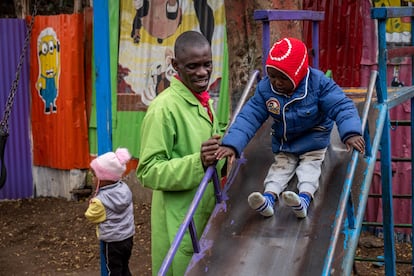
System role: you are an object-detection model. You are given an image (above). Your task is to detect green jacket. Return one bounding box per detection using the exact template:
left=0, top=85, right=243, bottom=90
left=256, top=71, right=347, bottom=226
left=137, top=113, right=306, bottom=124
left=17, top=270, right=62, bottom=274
left=137, top=77, right=225, bottom=276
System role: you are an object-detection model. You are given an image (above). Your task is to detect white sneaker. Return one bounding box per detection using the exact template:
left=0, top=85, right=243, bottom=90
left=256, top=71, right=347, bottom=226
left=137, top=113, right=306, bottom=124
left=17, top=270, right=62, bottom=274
left=248, top=192, right=274, bottom=217
left=282, top=191, right=307, bottom=218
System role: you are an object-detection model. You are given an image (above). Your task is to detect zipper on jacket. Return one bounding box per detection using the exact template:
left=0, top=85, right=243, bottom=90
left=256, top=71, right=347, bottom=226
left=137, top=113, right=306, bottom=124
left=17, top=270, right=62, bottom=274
left=281, top=70, right=310, bottom=141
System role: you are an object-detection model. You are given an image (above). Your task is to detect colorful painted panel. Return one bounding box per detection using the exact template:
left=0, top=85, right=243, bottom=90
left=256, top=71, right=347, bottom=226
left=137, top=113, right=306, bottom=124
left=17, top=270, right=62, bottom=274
left=111, top=0, right=229, bottom=157
left=373, top=0, right=412, bottom=44
left=118, top=0, right=227, bottom=109
left=29, top=14, right=89, bottom=169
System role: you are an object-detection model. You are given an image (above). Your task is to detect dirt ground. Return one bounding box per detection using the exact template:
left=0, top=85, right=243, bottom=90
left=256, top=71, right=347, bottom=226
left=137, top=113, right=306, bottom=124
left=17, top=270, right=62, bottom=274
left=0, top=162, right=408, bottom=276
left=0, top=196, right=412, bottom=276
left=0, top=196, right=151, bottom=276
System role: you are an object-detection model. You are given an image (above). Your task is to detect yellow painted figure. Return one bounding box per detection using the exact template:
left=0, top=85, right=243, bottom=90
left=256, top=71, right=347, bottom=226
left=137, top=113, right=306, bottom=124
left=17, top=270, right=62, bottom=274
left=373, top=0, right=412, bottom=43
left=36, top=27, right=60, bottom=114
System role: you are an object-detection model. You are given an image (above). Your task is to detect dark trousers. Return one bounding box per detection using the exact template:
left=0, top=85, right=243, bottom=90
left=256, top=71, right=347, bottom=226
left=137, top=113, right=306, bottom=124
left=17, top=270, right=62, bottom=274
left=101, top=236, right=133, bottom=276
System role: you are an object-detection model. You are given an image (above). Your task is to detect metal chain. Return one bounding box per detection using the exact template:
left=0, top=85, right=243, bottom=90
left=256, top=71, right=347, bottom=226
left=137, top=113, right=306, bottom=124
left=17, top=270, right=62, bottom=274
left=0, top=0, right=38, bottom=135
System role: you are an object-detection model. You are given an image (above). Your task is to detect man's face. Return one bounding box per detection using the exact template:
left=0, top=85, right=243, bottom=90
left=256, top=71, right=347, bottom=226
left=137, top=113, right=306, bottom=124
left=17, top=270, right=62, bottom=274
left=172, top=44, right=212, bottom=93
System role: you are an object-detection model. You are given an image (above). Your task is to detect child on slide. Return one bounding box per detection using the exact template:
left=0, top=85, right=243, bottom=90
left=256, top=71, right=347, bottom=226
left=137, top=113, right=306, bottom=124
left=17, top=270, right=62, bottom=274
left=215, top=37, right=365, bottom=218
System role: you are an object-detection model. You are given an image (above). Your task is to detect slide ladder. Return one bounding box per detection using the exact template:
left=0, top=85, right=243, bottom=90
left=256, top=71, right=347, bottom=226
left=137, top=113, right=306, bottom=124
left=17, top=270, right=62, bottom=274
left=364, top=6, right=414, bottom=275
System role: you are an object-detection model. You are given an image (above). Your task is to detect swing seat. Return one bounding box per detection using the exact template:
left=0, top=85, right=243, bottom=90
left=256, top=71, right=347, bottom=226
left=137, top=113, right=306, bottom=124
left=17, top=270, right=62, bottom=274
left=0, top=131, right=8, bottom=189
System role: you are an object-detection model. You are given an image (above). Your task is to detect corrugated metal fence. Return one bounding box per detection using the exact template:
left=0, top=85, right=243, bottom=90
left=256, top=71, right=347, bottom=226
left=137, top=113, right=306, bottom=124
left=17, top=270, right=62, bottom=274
left=0, top=19, right=33, bottom=199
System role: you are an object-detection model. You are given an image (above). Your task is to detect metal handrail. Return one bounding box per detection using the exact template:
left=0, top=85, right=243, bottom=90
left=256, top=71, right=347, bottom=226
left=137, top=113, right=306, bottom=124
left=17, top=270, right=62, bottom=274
left=158, top=166, right=219, bottom=276
left=158, top=70, right=261, bottom=276
left=321, top=70, right=378, bottom=275
left=228, top=69, right=261, bottom=128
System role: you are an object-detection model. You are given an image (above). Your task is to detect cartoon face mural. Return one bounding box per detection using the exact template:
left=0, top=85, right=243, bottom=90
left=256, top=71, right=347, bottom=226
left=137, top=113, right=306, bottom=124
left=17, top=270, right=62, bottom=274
left=131, top=0, right=215, bottom=45
left=36, top=27, right=60, bottom=114
left=131, top=0, right=182, bottom=44
left=119, top=0, right=221, bottom=111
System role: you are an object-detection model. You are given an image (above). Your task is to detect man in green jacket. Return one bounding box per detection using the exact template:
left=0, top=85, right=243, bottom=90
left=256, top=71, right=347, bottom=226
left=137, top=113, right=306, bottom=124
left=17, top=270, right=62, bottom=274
left=137, top=31, right=226, bottom=276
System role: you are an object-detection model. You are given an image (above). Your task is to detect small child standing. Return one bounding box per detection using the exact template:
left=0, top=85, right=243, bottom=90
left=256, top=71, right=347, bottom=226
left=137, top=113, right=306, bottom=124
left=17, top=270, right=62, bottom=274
left=85, top=148, right=135, bottom=276
left=216, top=37, right=365, bottom=219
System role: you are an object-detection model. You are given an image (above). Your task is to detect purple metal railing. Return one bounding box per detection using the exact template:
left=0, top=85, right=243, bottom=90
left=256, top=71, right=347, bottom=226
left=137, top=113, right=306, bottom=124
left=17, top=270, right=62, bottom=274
left=157, top=165, right=220, bottom=276
left=253, top=10, right=325, bottom=72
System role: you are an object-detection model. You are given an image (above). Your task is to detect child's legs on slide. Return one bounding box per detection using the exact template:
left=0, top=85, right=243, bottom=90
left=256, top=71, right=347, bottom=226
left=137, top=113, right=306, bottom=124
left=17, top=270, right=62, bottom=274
left=247, top=152, right=298, bottom=217
left=283, top=148, right=327, bottom=218
left=295, top=147, right=327, bottom=196
left=264, top=151, right=298, bottom=197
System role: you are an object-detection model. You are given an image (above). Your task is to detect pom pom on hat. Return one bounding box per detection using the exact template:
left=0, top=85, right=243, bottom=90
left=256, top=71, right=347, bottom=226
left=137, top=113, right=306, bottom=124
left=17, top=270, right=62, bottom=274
left=90, top=148, right=132, bottom=181
left=266, top=37, right=309, bottom=89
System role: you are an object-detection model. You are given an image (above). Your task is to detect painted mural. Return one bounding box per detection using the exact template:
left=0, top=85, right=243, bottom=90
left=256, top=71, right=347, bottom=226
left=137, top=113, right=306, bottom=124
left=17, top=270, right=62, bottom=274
left=107, top=0, right=229, bottom=157
left=35, top=27, right=60, bottom=114
left=117, top=0, right=228, bottom=112
left=30, top=15, right=90, bottom=169
left=373, top=0, right=412, bottom=44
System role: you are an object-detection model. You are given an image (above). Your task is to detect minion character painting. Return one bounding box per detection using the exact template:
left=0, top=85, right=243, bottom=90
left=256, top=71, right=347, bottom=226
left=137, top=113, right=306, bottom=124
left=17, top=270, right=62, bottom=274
left=36, top=27, right=60, bottom=114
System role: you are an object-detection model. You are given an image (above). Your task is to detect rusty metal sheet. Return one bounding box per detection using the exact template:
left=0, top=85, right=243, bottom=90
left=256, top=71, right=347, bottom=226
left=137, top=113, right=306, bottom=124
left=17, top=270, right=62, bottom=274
left=303, top=0, right=364, bottom=87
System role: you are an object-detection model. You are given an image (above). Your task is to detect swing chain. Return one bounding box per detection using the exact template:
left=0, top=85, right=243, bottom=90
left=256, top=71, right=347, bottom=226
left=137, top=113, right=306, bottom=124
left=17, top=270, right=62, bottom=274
left=0, top=0, right=38, bottom=136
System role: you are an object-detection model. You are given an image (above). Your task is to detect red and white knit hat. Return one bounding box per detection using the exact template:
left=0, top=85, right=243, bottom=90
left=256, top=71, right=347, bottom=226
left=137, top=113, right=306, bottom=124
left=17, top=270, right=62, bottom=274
left=90, top=148, right=131, bottom=181
left=266, top=37, right=309, bottom=89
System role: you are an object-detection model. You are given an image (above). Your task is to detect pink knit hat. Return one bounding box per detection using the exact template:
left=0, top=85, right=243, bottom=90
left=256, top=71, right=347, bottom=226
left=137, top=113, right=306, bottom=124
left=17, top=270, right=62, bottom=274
left=90, top=148, right=132, bottom=181
left=266, top=37, right=309, bottom=89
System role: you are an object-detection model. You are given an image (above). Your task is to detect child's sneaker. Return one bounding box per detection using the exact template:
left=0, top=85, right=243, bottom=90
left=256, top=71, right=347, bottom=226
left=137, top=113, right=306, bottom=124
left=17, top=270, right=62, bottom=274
left=248, top=192, right=275, bottom=217
left=282, top=191, right=311, bottom=218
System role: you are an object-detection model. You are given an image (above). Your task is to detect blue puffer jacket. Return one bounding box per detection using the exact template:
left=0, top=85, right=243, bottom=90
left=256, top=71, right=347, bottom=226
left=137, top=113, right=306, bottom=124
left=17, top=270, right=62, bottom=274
left=222, top=67, right=362, bottom=156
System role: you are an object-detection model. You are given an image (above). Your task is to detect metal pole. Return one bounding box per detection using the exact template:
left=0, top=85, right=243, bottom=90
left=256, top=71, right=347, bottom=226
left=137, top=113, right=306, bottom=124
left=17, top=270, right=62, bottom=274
left=158, top=166, right=217, bottom=276
left=321, top=70, right=377, bottom=275
left=93, top=1, right=112, bottom=274
left=93, top=0, right=112, bottom=156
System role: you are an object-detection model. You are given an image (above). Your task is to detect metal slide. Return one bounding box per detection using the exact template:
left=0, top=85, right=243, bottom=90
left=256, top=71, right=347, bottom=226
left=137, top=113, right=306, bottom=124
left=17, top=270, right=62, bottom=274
left=185, top=106, right=373, bottom=275
left=182, top=9, right=375, bottom=275
left=168, top=7, right=414, bottom=274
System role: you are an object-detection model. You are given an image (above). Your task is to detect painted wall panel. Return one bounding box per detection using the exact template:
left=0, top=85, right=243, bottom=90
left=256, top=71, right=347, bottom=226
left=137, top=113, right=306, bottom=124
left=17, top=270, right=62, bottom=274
left=105, top=0, right=230, bottom=158
left=29, top=14, right=89, bottom=169
left=0, top=19, right=33, bottom=199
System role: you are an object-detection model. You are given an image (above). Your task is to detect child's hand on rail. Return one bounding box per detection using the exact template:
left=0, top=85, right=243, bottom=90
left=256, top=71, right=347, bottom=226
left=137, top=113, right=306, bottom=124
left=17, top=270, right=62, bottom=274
left=215, top=146, right=236, bottom=166
left=345, top=135, right=365, bottom=154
